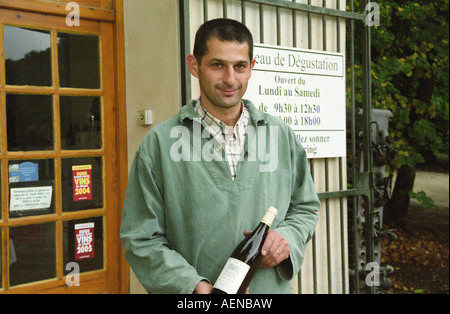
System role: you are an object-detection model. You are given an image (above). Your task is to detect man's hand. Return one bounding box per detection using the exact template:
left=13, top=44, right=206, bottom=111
left=244, top=229, right=290, bottom=268
left=193, top=281, right=213, bottom=294
left=195, top=230, right=289, bottom=294
left=193, top=280, right=249, bottom=294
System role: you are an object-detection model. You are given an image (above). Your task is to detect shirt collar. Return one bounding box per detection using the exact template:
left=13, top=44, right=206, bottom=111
left=194, top=100, right=228, bottom=135
left=178, top=99, right=269, bottom=126
left=194, top=100, right=249, bottom=136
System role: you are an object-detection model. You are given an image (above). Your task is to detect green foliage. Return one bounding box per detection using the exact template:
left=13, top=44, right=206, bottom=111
left=349, top=0, right=449, bottom=169
left=409, top=191, right=437, bottom=211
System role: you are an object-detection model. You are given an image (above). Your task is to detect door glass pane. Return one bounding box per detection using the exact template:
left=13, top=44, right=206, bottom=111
left=58, top=33, right=100, bottom=89
left=63, top=216, right=104, bottom=275
left=8, top=159, right=55, bottom=218
left=62, top=157, right=103, bottom=212
left=6, top=94, right=54, bottom=152
left=3, top=26, right=52, bottom=86
left=60, top=96, right=102, bottom=150
left=9, top=222, right=56, bottom=287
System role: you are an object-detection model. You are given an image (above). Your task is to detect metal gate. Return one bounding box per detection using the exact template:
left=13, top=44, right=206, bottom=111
left=180, top=0, right=379, bottom=294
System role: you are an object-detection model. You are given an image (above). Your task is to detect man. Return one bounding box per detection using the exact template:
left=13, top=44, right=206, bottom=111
left=120, top=18, right=320, bottom=294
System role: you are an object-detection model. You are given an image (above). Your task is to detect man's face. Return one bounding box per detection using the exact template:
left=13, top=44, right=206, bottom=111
left=191, top=38, right=255, bottom=111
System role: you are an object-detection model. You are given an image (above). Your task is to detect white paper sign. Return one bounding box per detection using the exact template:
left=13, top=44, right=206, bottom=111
left=245, top=44, right=346, bottom=158
left=10, top=186, right=53, bottom=211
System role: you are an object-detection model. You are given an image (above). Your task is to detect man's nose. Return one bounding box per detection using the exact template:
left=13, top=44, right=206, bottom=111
left=223, top=66, right=236, bottom=86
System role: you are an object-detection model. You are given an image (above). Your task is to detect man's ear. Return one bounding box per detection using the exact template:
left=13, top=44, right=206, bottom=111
left=249, top=58, right=256, bottom=78
left=186, top=54, right=199, bottom=78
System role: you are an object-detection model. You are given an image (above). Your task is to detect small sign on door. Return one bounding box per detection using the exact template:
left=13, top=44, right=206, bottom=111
left=72, top=165, right=93, bottom=202
left=74, top=222, right=95, bottom=260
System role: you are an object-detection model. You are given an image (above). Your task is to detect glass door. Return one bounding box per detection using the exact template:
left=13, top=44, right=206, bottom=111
left=0, top=8, right=120, bottom=293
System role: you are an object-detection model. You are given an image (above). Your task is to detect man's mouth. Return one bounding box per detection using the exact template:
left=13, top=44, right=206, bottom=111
left=217, top=85, right=240, bottom=97
left=219, top=89, right=237, bottom=97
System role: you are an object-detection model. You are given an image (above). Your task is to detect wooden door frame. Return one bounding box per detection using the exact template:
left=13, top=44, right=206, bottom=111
left=0, top=0, right=129, bottom=294
left=112, top=0, right=129, bottom=295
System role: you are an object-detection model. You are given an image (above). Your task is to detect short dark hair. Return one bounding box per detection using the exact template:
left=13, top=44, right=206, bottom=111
left=193, top=18, right=254, bottom=64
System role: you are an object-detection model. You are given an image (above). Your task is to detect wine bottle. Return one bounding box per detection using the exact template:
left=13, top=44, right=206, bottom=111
left=211, top=206, right=278, bottom=294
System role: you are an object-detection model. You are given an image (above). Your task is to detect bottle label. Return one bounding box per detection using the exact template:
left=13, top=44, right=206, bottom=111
left=213, top=258, right=250, bottom=294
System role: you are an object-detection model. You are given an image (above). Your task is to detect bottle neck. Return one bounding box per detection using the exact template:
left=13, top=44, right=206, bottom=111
left=260, top=211, right=276, bottom=227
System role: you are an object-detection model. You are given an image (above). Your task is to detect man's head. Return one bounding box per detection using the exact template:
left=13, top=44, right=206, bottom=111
left=187, top=19, right=255, bottom=116
left=193, top=18, right=254, bottom=65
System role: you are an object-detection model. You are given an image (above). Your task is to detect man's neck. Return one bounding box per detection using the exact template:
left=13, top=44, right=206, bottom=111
left=199, top=96, right=243, bottom=127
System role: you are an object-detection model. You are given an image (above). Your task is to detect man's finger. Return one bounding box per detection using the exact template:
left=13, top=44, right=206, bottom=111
left=243, top=230, right=252, bottom=237
left=260, top=230, right=290, bottom=268
left=261, top=230, right=277, bottom=256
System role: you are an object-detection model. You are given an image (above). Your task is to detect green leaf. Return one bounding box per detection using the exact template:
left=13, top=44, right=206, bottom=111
left=409, top=191, right=437, bottom=211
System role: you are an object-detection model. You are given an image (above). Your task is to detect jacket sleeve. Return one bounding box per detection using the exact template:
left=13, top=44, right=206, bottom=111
left=274, top=140, right=320, bottom=280
left=120, top=149, right=208, bottom=294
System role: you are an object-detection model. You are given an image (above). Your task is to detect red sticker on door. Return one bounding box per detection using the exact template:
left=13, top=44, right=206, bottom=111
left=72, top=165, right=92, bottom=202
left=75, top=222, right=95, bottom=260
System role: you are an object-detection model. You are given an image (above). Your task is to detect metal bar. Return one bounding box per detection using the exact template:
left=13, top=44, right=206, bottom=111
left=361, top=10, right=372, bottom=177
left=203, top=0, right=208, bottom=21
left=223, top=0, right=228, bottom=18
left=325, top=158, right=332, bottom=293
left=292, top=0, right=297, bottom=47
left=244, top=0, right=364, bottom=20
left=180, top=0, right=191, bottom=106
left=298, top=271, right=302, bottom=294
left=312, top=232, right=318, bottom=293
left=309, top=158, right=317, bottom=293
left=339, top=158, right=347, bottom=293
left=259, top=3, right=264, bottom=43
left=307, top=0, right=312, bottom=49
left=336, top=0, right=346, bottom=293
left=318, top=189, right=360, bottom=199
left=349, top=0, right=360, bottom=294
left=276, top=6, right=281, bottom=45
left=360, top=0, right=376, bottom=294
left=336, top=0, right=341, bottom=53
left=321, top=1, right=332, bottom=293
left=322, top=0, right=327, bottom=51
left=241, top=1, right=246, bottom=25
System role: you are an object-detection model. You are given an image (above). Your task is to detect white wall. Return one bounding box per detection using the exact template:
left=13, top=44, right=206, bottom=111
left=124, top=0, right=182, bottom=161
left=123, top=0, right=182, bottom=294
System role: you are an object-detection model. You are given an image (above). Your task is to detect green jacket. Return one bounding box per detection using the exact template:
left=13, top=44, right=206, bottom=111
left=120, top=99, right=320, bottom=294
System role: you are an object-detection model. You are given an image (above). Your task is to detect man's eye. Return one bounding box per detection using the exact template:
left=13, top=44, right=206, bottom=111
left=212, top=63, right=222, bottom=68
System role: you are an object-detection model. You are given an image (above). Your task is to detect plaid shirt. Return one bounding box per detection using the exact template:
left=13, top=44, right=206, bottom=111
left=194, top=101, right=249, bottom=180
